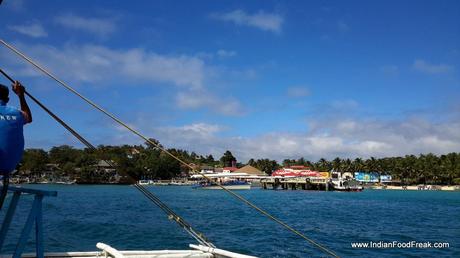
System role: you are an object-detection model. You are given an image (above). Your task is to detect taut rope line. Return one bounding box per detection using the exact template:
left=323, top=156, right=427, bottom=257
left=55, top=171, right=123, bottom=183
left=0, top=68, right=214, bottom=248
left=0, top=39, right=340, bottom=258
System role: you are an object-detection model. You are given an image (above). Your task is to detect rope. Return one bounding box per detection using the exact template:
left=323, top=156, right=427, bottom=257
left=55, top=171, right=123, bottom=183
left=0, top=39, right=340, bottom=258
left=0, top=69, right=95, bottom=149
left=0, top=68, right=214, bottom=248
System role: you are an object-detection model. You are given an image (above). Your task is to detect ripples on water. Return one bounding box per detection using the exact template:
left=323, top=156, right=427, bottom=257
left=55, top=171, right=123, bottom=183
left=1, top=185, right=459, bottom=257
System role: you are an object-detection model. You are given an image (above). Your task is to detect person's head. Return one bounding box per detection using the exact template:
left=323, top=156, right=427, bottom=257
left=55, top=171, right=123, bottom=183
left=0, top=84, right=9, bottom=103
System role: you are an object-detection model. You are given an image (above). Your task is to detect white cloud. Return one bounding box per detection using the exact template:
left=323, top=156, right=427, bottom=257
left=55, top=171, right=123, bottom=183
left=413, top=59, right=454, bottom=74
left=119, top=50, right=205, bottom=89
left=176, top=90, right=244, bottom=116
left=1, top=41, right=248, bottom=116
left=8, top=23, right=48, bottom=38
left=150, top=123, right=227, bottom=155
left=132, top=116, right=460, bottom=162
left=287, top=86, right=310, bottom=98
left=2, top=43, right=205, bottom=89
left=217, top=49, right=237, bottom=58
left=81, top=109, right=460, bottom=163
left=55, top=14, right=116, bottom=37
left=212, top=10, right=283, bottom=33
left=163, top=123, right=224, bottom=138
left=114, top=99, right=444, bottom=160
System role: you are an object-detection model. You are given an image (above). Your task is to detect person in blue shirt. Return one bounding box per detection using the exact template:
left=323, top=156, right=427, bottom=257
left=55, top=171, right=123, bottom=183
left=0, top=81, right=32, bottom=209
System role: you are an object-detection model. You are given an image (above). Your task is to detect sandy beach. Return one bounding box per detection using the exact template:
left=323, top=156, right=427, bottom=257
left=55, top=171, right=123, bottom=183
left=371, top=185, right=460, bottom=191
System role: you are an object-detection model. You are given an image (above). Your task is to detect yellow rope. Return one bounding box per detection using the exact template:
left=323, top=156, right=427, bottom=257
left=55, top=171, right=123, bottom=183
left=0, top=39, right=340, bottom=258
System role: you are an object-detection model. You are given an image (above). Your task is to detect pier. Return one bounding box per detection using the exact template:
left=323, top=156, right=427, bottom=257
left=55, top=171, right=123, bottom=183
left=261, top=177, right=331, bottom=191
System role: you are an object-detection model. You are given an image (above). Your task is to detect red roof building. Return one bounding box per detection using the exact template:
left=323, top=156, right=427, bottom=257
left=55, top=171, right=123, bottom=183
left=223, top=167, right=239, bottom=172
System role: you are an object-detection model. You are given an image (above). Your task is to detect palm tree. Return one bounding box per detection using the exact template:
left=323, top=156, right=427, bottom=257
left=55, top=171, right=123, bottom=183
left=332, top=157, right=342, bottom=171
left=444, top=153, right=460, bottom=185
left=365, top=157, right=378, bottom=172
left=424, top=153, right=440, bottom=184
left=316, top=158, right=331, bottom=171
left=353, top=158, right=364, bottom=172
left=344, top=158, right=353, bottom=172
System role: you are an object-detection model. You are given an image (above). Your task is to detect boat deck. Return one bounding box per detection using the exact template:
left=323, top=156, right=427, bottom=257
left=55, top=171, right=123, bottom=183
left=0, top=243, right=257, bottom=258
left=0, top=250, right=212, bottom=258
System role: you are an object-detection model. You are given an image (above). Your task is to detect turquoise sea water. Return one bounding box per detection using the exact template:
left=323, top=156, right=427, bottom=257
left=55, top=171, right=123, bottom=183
left=1, top=185, right=459, bottom=257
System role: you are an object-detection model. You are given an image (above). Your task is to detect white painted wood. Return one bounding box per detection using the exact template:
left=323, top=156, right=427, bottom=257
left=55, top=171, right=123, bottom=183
left=96, top=243, right=124, bottom=258
left=189, top=244, right=257, bottom=258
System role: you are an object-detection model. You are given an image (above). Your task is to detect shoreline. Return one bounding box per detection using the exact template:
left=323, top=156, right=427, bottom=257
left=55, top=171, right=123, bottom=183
left=367, top=185, right=460, bottom=191
left=11, top=182, right=460, bottom=191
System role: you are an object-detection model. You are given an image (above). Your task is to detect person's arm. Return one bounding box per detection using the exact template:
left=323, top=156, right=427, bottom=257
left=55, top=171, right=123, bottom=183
left=12, top=81, right=32, bottom=124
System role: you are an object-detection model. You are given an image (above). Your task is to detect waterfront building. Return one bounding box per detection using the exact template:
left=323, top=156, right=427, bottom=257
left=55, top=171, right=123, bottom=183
left=354, top=172, right=380, bottom=183
left=273, top=166, right=322, bottom=177
left=380, top=174, right=392, bottom=183
left=223, top=166, right=238, bottom=173
left=234, top=165, right=266, bottom=176
left=199, top=165, right=215, bottom=173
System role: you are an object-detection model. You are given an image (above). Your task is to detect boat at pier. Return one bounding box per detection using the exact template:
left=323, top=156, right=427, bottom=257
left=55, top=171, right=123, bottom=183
left=194, top=179, right=251, bottom=190
left=330, top=178, right=363, bottom=191
left=0, top=185, right=257, bottom=258
left=330, top=171, right=363, bottom=191
left=138, top=179, right=154, bottom=185
left=0, top=35, right=338, bottom=257
left=191, top=173, right=252, bottom=190
left=138, top=180, right=194, bottom=186
left=9, top=242, right=256, bottom=258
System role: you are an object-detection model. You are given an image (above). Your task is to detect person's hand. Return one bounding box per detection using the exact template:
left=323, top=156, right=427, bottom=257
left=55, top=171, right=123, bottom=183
left=12, top=81, right=25, bottom=97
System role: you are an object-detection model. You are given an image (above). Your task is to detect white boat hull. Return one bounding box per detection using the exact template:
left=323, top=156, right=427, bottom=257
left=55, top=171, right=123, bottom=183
left=3, top=243, right=257, bottom=258
left=5, top=251, right=212, bottom=258
left=199, top=184, right=251, bottom=190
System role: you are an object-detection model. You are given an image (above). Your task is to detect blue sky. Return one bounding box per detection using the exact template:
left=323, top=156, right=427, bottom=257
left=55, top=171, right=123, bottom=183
left=1, top=0, right=459, bottom=161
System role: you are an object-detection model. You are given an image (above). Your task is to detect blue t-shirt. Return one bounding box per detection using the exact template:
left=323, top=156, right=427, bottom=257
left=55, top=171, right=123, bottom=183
left=0, top=101, right=25, bottom=174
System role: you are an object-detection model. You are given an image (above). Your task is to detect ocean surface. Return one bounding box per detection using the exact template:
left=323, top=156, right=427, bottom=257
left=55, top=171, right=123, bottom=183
left=1, top=185, right=459, bottom=257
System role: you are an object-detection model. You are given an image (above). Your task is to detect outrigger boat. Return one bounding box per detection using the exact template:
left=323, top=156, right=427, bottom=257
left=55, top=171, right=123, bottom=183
left=0, top=186, right=256, bottom=258
left=191, top=173, right=251, bottom=190
left=0, top=36, right=339, bottom=258
left=194, top=180, right=251, bottom=190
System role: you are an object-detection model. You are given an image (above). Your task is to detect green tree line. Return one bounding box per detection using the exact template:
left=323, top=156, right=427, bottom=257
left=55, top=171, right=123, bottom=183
left=280, top=154, right=460, bottom=185
left=17, top=139, right=460, bottom=185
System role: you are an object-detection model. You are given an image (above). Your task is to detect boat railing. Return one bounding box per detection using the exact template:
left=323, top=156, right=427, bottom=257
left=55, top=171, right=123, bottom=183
left=0, top=186, right=57, bottom=258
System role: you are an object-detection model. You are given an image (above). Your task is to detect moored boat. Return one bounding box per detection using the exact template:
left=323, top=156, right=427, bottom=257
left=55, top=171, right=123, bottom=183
left=0, top=35, right=339, bottom=257
left=191, top=172, right=252, bottom=190
left=15, top=242, right=256, bottom=258
left=194, top=179, right=251, bottom=190
left=330, top=178, right=363, bottom=191
left=138, top=179, right=154, bottom=185
left=3, top=241, right=256, bottom=258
